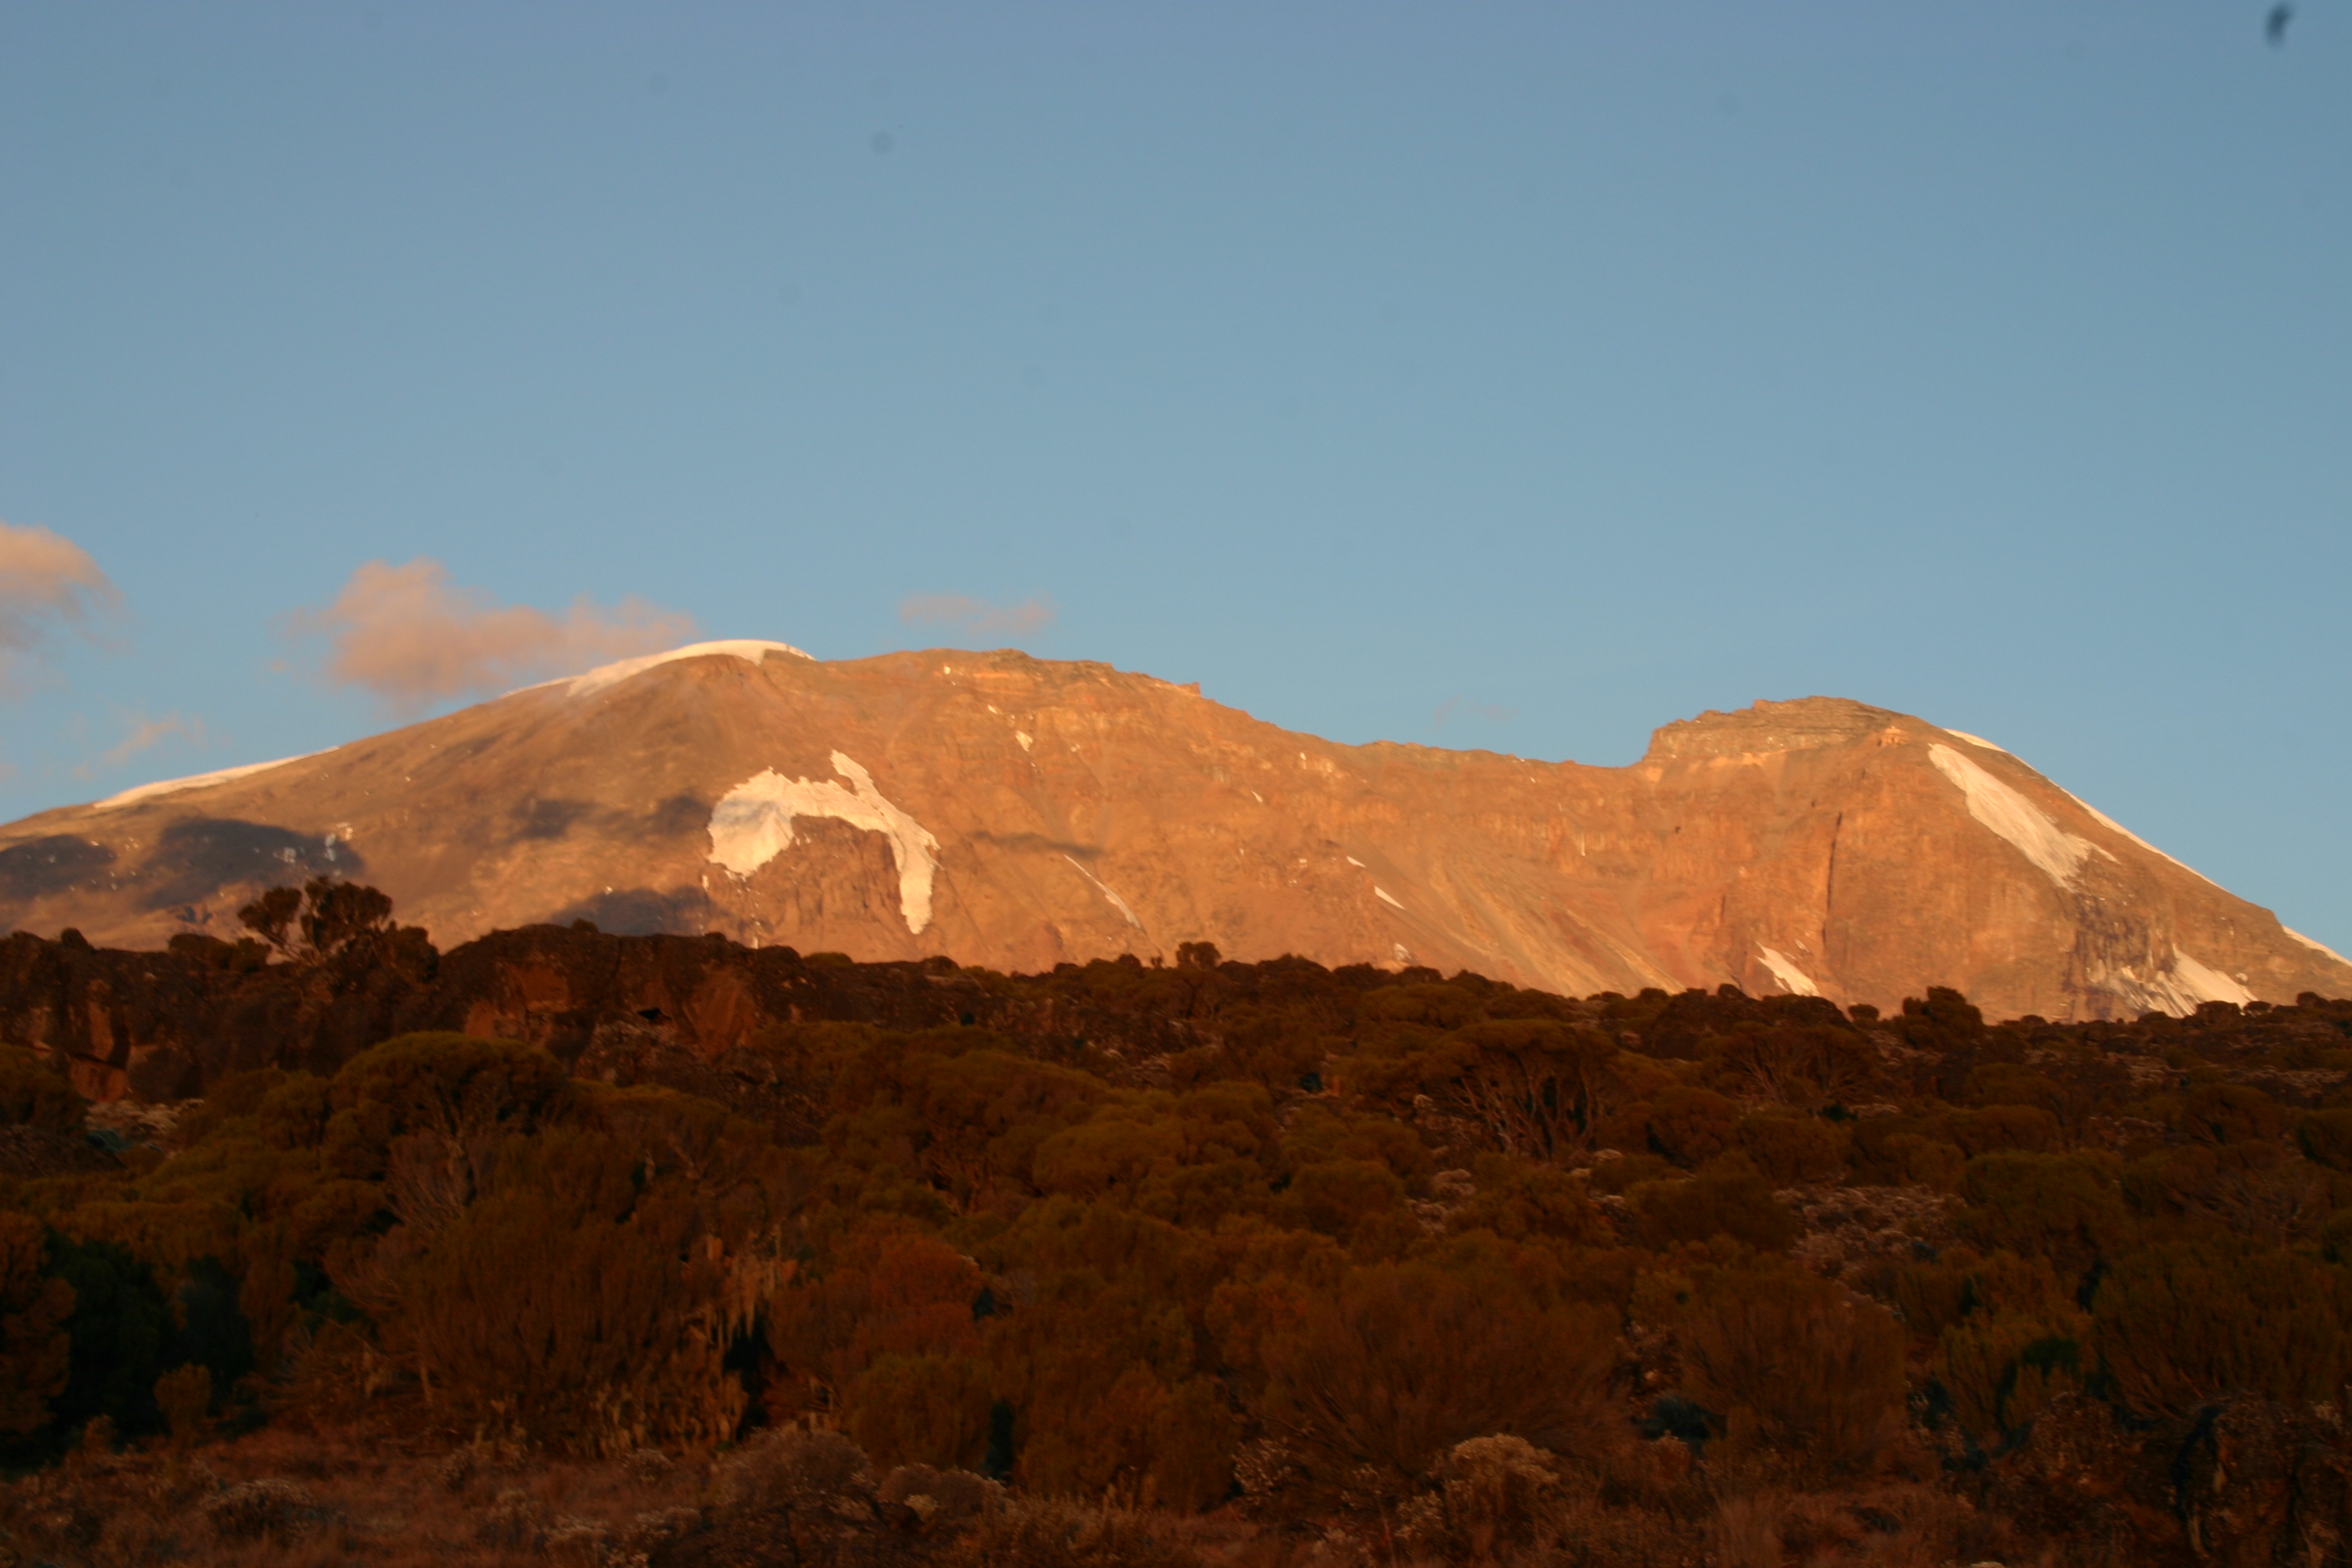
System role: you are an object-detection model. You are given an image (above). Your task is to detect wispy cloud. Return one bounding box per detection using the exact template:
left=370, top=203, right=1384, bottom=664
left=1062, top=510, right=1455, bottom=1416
left=292, top=557, right=699, bottom=710
left=897, top=593, right=1057, bottom=641
left=74, top=708, right=209, bottom=778
left=103, top=710, right=205, bottom=767
left=0, top=521, right=118, bottom=691
left=1432, top=695, right=1518, bottom=733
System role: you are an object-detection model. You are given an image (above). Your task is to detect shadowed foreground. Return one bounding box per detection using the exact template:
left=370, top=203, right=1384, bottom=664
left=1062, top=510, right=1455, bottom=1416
left=6, top=897, right=2352, bottom=1565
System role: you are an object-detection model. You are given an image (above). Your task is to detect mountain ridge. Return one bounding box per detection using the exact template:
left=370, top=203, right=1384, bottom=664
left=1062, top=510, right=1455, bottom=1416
left=0, top=644, right=2341, bottom=1021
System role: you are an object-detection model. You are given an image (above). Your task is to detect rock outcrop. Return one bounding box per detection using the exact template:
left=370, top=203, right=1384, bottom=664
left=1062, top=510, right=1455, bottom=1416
left=0, top=642, right=2341, bottom=1020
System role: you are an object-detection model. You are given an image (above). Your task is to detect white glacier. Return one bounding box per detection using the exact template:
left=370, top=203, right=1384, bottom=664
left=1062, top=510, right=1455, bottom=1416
left=563, top=639, right=811, bottom=699
left=1756, top=946, right=1822, bottom=997
left=1929, top=744, right=2095, bottom=890
left=96, top=752, right=327, bottom=811
left=707, top=752, right=939, bottom=934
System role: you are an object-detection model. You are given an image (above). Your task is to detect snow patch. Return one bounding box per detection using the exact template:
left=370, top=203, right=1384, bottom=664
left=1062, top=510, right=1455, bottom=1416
left=1942, top=729, right=2010, bottom=754
left=2108, top=947, right=2254, bottom=1014
left=1062, top=854, right=1142, bottom=929
left=96, top=752, right=325, bottom=810
left=1014, top=731, right=1033, bottom=752
left=1928, top=744, right=2093, bottom=890
left=1345, top=856, right=1366, bottom=868
left=1374, top=886, right=1405, bottom=910
left=1756, top=946, right=1821, bottom=997
left=2286, top=927, right=2352, bottom=968
left=707, top=753, right=939, bottom=933
left=563, top=639, right=811, bottom=699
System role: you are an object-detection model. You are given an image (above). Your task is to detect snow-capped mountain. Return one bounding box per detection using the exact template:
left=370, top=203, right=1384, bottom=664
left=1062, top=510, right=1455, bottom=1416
left=2, top=642, right=2341, bottom=1020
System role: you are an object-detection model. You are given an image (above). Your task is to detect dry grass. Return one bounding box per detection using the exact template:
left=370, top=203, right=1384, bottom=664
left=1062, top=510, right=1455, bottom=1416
left=0, top=1422, right=2044, bottom=1568
left=0, top=1423, right=704, bottom=1567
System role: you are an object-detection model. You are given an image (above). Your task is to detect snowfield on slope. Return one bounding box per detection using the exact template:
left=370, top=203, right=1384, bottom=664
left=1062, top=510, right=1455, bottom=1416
left=707, top=753, right=940, bottom=934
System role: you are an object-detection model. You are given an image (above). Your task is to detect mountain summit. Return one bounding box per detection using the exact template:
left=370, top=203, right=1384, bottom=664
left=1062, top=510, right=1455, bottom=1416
left=1, top=643, right=2341, bottom=1019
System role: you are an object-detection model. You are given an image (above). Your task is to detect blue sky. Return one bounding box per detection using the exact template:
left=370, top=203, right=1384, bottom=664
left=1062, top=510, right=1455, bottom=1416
left=3, top=3, right=2347, bottom=946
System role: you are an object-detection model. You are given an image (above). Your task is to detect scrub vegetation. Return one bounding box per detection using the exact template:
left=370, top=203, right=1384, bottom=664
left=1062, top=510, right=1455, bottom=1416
left=5, top=890, right=2352, bottom=1565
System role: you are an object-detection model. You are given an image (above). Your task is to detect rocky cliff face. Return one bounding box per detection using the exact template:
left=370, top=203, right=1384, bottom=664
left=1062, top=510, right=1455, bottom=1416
left=0, top=642, right=2341, bottom=1020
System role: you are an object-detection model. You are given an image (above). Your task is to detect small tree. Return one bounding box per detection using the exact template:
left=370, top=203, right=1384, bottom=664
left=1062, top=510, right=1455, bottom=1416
left=237, top=877, right=395, bottom=960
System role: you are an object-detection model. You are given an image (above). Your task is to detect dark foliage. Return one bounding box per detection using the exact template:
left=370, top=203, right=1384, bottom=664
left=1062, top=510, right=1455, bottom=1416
left=4, top=901, right=2352, bottom=1566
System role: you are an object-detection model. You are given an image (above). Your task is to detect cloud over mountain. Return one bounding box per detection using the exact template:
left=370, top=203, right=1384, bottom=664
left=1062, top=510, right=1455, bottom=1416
left=0, top=521, right=116, bottom=690
left=296, top=557, right=698, bottom=710
left=898, top=593, right=1055, bottom=640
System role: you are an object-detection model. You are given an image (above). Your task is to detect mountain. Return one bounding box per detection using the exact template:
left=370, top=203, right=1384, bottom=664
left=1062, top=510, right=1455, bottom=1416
left=0, top=641, right=2342, bottom=1020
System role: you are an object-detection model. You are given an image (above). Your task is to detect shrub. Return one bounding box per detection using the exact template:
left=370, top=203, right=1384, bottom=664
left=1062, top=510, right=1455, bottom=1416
left=2295, top=1108, right=2352, bottom=1171
left=0, top=1212, right=73, bottom=1436
left=324, top=1032, right=571, bottom=1180
left=2091, top=1240, right=2350, bottom=1421
left=848, top=1352, right=993, bottom=1471
left=939, top=1494, right=1200, bottom=1568
left=201, top=1478, right=318, bottom=1544
left=44, top=1233, right=173, bottom=1445
left=766, top=1227, right=987, bottom=1425
left=1936, top=1309, right=2086, bottom=1448
left=1958, top=1152, right=2126, bottom=1279
left=1734, top=1112, right=1848, bottom=1186
left=153, top=1362, right=212, bottom=1446
left=1276, top=1158, right=1405, bottom=1240
left=1645, top=1086, right=1740, bottom=1167
left=381, top=1129, right=753, bottom=1452
left=1710, top=1023, right=1877, bottom=1110
left=1444, top=1157, right=1606, bottom=1243
left=1394, top=1434, right=1565, bottom=1561
left=0, top=1045, right=83, bottom=1132
left=1945, top=1104, right=2062, bottom=1158
left=1256, top=1263, right=1614, bottom=1491
left=2171, top=1081, right=2287, bottom=1146
left=1406, top=1018, right=1628, bottom=1162
left=1631, top=1161, right=1799, bottom=1253
left=1677, top=1265, right=1905, bottom=1479
left=1849, top=1119, right=1966, bottom=1189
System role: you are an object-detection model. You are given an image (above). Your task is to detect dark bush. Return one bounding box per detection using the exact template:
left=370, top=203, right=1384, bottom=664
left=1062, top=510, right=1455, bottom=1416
left=1257, top=1263, right=1615, bottom=1490
left=1678, top=1265, right=1905, bottom=1479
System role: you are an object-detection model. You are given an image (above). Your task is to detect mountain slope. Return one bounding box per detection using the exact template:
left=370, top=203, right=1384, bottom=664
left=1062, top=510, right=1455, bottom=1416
left=0, top=642, right=2341, bottom=1019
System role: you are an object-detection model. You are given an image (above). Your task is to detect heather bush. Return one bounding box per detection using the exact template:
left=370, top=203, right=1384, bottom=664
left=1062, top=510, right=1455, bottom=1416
left=1733, top=1109, right=1848, bottom=1185
left=2090, top=1238, right=2350, bottom=1420
left=1956, top=1152, right=2127, bottom=1279
left=1936, top=1308, right=2087, bottom=1448
left=8, top=919, right=2352, bottom=1566
left=1256, top=1263, right=1614, bottom=1492
left=1643, top=1085, right=1740, bottom=1167
left=1677, top=1264, right=1906, bottom=1479
left=1629, top=1158, right=1800, bottom=1253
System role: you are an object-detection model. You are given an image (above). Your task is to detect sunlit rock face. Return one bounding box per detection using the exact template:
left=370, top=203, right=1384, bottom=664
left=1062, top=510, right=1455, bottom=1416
left=2, top=646, right=2343, bottom=1021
